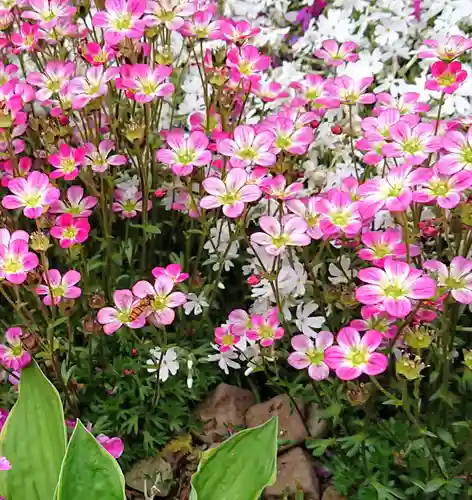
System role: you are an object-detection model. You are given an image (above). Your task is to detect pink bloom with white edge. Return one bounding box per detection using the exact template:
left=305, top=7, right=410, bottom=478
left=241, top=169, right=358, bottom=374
left=0, top=457, right=10, bottom=470
left=356, top=259, right=437, bottom=318
left=418, top=35, right=472, bottom=61
left=69, top=66, right=120, bottom=109
left=263, top=117, right=313, bottom=155
left=50, top=214, right=90, bottom=248
left=288, top=331, right=333, bottom=381
left=0, top=237, right=38, bottom=284
left=26, top=61, right=75, bottom=101
left=132, top=276, right=187, bottom=326
left=0, top=327, right=31, bottom=370
left=11, top=23, right=40, bottom=53
left=36, top=269, right=81, bottom=306
left=152, top=263, right=189, bottom=283
left=286, top=197, right=323, bottom=240
left=325, top=76, right=375, bottom=106
left=180, top=8, right=220, bottom=39
left=214, top=324, right=241, bottom=352
left=1, top=157, right=32, bottom=187
left=410, top=166, right=472, bottom=209
left=97, top=289, right=146, bottom=334
left=50, top=186, right=97, bottom=218
left=228, top=309, right=253, bottom=336
left=382, top=121, right=439, bottom=165
left=436, top=128, right=472, bottom=174
left=96, top=435, right=124, bottom=458
left=144, top=0, right=196, bottom=30
left=218, top=125, right=276, bottom=167
left=350, top=304, right=398, bottom=339
left=289, top=74, right=338, bottom=111
left=22, top=0, right=75, bottom=28
left=374, top=92, right=430, bottom=117
left=200, top=169, right=262, bottom=218
left=425, top=61, right=467, bottom=94
left=359, top=228, right=420, bottom=267
left=156, top=129, right=211, bottom=176
left=247, top=308, right=284, bottom=347
left=49, top=144, right=86, bottom=181
left=250, top=215, right=309, bottom=256
left=260, top=175, right=303, bottom=201
left=324, top=328, right=388, bottom=380
left=424, top=256, right=472, bottom=304
left=227, top=45, right=270, bottom=83
left=112, top=189, right=151, bottom=218
left=315, top=40, right=359, bottom=67
left=83, top=140, right=127, bottom=173
left=3, top=171, right=60, bottom=219
left=117, top=64, right=174, bottom=103
left=92, top=0, right=147, bottom=45
left=219, top=19, right=260, bottom=44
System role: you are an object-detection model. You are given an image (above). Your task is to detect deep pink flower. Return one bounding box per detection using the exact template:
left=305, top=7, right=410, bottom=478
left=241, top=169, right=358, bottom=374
left=325, top=76, right=375, bottom=106
left=27, top=61, right=75, bottom=101
left=83, top=140, right=127, bottom=173
left=288, top=331, right=333, bottom=380
left=49, top=144, right=86, bottom=180
left=22, top=0, right=76, bottom=28
left=112, top=189, right=151, bottom=218
left=260, top=175, right=303, bottom=201
left=96, top=435, right=124, bottom=458
left=0, top=327, right=31, bottom=371
left=152, top=263, right=188, bottom=283
left=97, top=289, right=146, bottom=334
left=117, top=64, right=174, bottom=103
left=50, top=214, right=90, bottom=248
left=424, top=256, right=472, bottom=304
left=36, top=269, right=81, bottom=306
left=0, top=457, right=10, bottom=471
left=0, top=234, right=38, bottom=285
left=1, top=157, right=33, bottom=187
left=3, top=171, right=60, bottom=219
left=219, top=20, right=260, bottom=44
left=144, top=0, right=196, bottom=30
left=81, top=42, right=116, bottom=66
left=227, top=45, right=270, bottom=83
left=324, top=328, right=388, bottom=380
left=350, top=305, right=397, bottom=339
left=286, top=197, right=323, bottom=240
left=50, top=186, right=97, bottom=218
left=200, top=169, right=262, bottom=217
left=215, top=324, right=241, bottom=352
left=425, top=61, right=467, bottom=94
left=315, top=40, right=359, bottom=66
left=436, top=128, right=472, bottom=174
left=11, top=23, right=40, bottom=53
left=418, top=35, right=472, bottom=61
left=247, top=308, right=284, bottom=347
left=356, top=259, right=437, bottom=318
left=289, top=74, right=338, bottom=111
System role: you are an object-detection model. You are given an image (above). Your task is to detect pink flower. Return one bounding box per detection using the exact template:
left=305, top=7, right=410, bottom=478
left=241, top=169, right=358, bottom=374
left=156, top=129, right=211, bottom=176
left=3, top=171, right=60, bottom=219
left=83, top=140, right=127, bottom=173
left=50, top=214, right=90, bottom=248
left=0, top=409, right=9, bottom=433
left=325, top=76, right=375, bottom=106
left=92, top=0, right=147, bottom=44
left=11, top=23, right=40, bottom=53
left=152, top=263, right=189, bottom=283
left=259, top=175, right=303, bottom=201
left=27, top=61, right=75, bottom=101
left=36, top=269, right=81, bottom=306
left=0, top=457, right=11, bottom=471
left=112, top=189, right=151, bottom=218
left=200, top=169, right=262, bottom=217
left=289, top=74, right=338, bottom=111
left=219, top=20, right=260, bottom=44
left=251, top=215, right=309, bottom=255
left=228, top=309, right=253, bottom=336
left=144, top=0, right=196, bottom=30
left=358, top=228, right=419, bottom=267
left=418, top=35, right=472, bottom=61
left=132, top=276, right=187, bottom=326
left=50, top=186, right=98, bottom=218
left=247, top=308, right=284, bottom=347
left=96, top=435, right=124, bottom=458
left=1, top=157, right=33, bottom=187
left=97, top=289, right=146, bottom=334
left=180, top=8, right=220, bottom=39
left=0, top=327, right=31, bottom=371
left=22, top=0, right=76, bottom=28
left=217, top=125, right=276, bottom=167
left=356, top=259, right=437, bottom=318
left=254, top=81, right=289, bottom=103
left=324, top=328, right=388, bottom=380
left=425, top=61, right=467, bottom=94
left=288, top=331, right=333, bottom=380
left=436, top=128, right=472, bottom=174
left=424, top=256, right=472, bottom=304
left=315, top=40, right=359, bottom=66
left=410, top=166, right=472, bottom=209
left=374, top=92, right=430, bottom=117
left=214, top=324, right=241, bottom=352
left=49, top=144, right=86, bottom=180
left=263, top=117, right=313, bottom=155
left=69, top=66, right=120, bottom=108
left=226, top=45, right=270, bottom=83
left=350, top=305, right=397, bottom=339
left=0, top=235, right=38, bottom=284
left=286, top=197, right=323, bottom=240
left=81, top=43, right=116, bottom=66
left=117, top=64, right=174, bottom=103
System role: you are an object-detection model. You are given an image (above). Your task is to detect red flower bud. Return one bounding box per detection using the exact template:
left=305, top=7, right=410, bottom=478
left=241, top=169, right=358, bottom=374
left=247, top=274, right=261, bottom=286
left=331, top=124, right=343, bottom=135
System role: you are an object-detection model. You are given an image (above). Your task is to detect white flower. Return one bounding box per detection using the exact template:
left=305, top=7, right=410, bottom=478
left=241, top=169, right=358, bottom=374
left=187, top=359, right=193, bottom=389
left=295, top=302, right=325, bottom=337
left=183, top=293, right=208, bottom=316
left=328, top=255, right=357, bottom=285
left=207, top=344, right=240, bottom=374
left=147, top=347, right=179, bottom=382
left=242, top=344, right=273, bottom=376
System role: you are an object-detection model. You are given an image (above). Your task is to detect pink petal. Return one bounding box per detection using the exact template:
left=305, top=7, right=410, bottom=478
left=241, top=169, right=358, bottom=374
left=291, top=334, right=313, bottom=352
left=308, top=363, right=330, bottom=381
left=288, top=352, right=310, bottom=369
left=336, top=365, right=362, bottom=380
left=383, top=297, right=411, bottom=318
left=364, top=352, right=389, bottom=375
left=337, top=327, right=360, bottom=349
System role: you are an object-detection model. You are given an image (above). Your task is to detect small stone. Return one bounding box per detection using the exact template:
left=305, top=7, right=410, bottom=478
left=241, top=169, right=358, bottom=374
left=196, top=383, right=255, bottom=443
left=245, top=394, right=307, bottom=447
left=264, top=447, right=319, bottom=499
left=322, top=485, right=347, bottom=500
left=125, top=456, right=173, bottom=497
left=307, top=403, right=328, bottom=438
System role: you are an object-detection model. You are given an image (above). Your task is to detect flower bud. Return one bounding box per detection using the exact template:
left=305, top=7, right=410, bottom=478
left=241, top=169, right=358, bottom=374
left=30, top=231, right=51, bottom=252
left=396, top=354, right=425, bottom=380
left=346, top=382, right=372, bottom=406
left=404, top=325, right=433, bottom=349
left=247, top=274, right=261, bottom=286
left=331, top=124, right=342, bottom=135
left=89, top=292, right=105, bottom=310
left=125, top=122, right=145, bottom=143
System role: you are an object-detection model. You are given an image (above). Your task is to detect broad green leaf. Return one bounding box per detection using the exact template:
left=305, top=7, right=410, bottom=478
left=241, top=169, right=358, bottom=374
left=0, top=361, right=67, bottom=500
left=191, top=416, right=278, bottom=500
left=56, top=420, right=125, bottom=500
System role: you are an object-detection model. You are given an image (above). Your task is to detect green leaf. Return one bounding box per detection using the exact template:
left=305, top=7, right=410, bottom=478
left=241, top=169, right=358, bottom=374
left=131, top=223, right=161, bottom=234
left=0, top=361, right=67, bottom=500
left=437, top=429, right=455, bottom=448
left=56, top=420, right=126, bottom=500
left=191, top=417, right=278, bottom=500
left=424, top=478, right=446, bottom=493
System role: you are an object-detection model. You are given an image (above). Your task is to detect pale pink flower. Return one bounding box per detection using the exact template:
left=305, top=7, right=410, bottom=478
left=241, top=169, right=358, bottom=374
left=117, top=64, right=174, bottom=103
left=50, top=186, right=97, bottom=218
left=289, top=74, right=338, bottom=111
left=254, top=81, right=289, bottom=103
left=156, top=129, right=211, bottom=176
left=0, top=327, right=31, bottom=370
left=356, top=259, right=437, bottom=318
left=250, top=215, right=309, bottom=256
left=144, top=0, right=196, bottom=30
left=227, top=45, right=270, bottom=83
left=96, top=435, right=124, bottom=458
left=132, top=276, right=187, bottom=326
left=217, top=125, right=276, bottom=167
left=219, top=19, right=260, bottom=44
left=22, top=0, right=76, bottom=28
left=38, top=16, right=80, bottom=43
left=11, top=22, right=40, bottom=53
left=69, top=66, right=119, bottom=108
left=112, top=189, right=151, bottom=218
left=418, top=35, right=472, bottom=61
left=180, top=8, right=220, bottom=39
left=286, top=197, right=323, bottom=240
left=325, top=76, right=375, bottom=106
left=374, top=92, right=430, bottom=117
left=83, top=140, right=127, bottom=173
left=263, top=117, right=313, bottom=155
left=26, top=61, right=75, bottom=101
left=260, top=175, right=303, bottom=201
left=350, top=305, right=397, bottom=339
left=0, top=234, right=38, bottom=284
left=410, top=166, right=472, bottom=209
left=324, top=328, right=388, bottom=380
left=3, top=171, right=60, bottom=218
left=0, top=457, right=10, bottom=470
left=200, top=169, right=261, bottom=217
left=50, top=214, right=90, bottom=248
left=97, top=289, right=146, bottom=334
left=49, top=144, right=86, bottom=181
left=315, top=39, right=359, bottom=66
left=36, top=269, right=81, bottom=305
left=288, top=331, right=333, bottom=380
left=424, top=256, right=472, bottom=304
left=247, top=308, right=284, bottom=347
left=361, top=109, right=402, bottom=141
left=436, top=128, right=472, bottom=174
left=425, top=61, right=467, bottom=94
left=228, top=309, right=252, bottom=336
left=152, top=263, right=188, bottom=283
left=214, top=324, right=241, bottom=352
left=92, top=0, right=147, bottom=44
